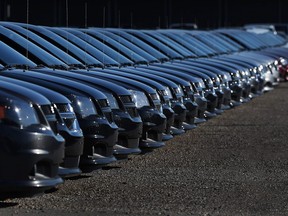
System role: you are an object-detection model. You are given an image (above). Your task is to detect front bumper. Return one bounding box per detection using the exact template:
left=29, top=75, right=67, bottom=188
left=0, top=127, right=64, bottom=198
left=162, top=105, right=175, bottom=140
left=171, top=102, right=187, bottom=130
left=58, top=133, right=84, bottom=178
left=240, top=82, right=252, bottom=103
left=138, top=107, right=167, bottom=149
left=230, top=84, right=243, bottom=106
left=182, top=99, right=198, bottom=130
left=79, top=119, right=118, bottom=166
left=205, top=92, right=218, bottom=117
left=194, top=95, right=207, bottom=123
left=112, top=110, right=143, bottom=156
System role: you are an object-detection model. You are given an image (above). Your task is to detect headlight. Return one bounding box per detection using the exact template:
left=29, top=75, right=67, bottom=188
left=270, top=66, right=278, bottom=74
left=274, top=60, right=278, bottom=65
left=235, top=71, right=241, bottom=78
left=155, top=103, right=163, bottom=113
left=68, top=95, right=98, bottom=119
left=198, top=81, right=205, bottom=88
left=0, top=99, right=41, bottom=129
left=175, top=85, right=184, bottom=94
left=165, top=99, right=172, bottom=107
left=280, top=58, right=287, bottom=65
left=206, top=78, right=213, bottom=86
left=55, top=103, right=81, bottom=132
left=128, top=90, right=150, bottom=108
left=164, top=86, right=173, bottom=99
left=258, top=65, right=264, bottom=71
left=178, top=96, right=184, bottom=103
left=103, top=92, right=119, bottom=109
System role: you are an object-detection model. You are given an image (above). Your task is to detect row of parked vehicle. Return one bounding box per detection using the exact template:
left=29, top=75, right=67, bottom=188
left=0, top=21, right=287, bottom=198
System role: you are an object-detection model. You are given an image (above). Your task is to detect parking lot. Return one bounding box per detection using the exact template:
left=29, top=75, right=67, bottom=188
left=0, top=82, right=287, bottom=215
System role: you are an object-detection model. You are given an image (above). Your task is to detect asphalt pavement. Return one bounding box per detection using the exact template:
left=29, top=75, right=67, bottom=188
left=2, top=82, right=288, bottom=216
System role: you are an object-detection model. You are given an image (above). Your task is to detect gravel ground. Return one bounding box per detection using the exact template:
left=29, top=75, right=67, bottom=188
left=2, top=82, right=288, bottom=216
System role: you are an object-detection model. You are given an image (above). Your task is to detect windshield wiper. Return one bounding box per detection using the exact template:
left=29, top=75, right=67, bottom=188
left=0, top=64, right=32, bottom=71
left=47, top=64, right=70, bottom=70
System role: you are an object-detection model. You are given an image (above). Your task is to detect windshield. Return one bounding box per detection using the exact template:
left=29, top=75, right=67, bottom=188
left=0, top=41, right=36, bottom=68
